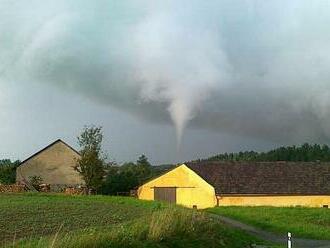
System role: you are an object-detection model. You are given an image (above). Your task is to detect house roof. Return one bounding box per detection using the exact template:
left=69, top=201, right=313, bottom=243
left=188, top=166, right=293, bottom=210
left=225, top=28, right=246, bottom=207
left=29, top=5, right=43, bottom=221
left=186, top=161, right=330, bottom=195
left=19, top=139, right=80, bottom=166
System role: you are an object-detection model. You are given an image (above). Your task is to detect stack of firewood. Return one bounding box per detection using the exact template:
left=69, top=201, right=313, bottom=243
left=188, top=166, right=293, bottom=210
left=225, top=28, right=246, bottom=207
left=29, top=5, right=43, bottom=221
left=0, top=184, right=25, bottom=193
left=39, top=184, right=51, bottom=192
left=64, top=187, right=85, bottom=195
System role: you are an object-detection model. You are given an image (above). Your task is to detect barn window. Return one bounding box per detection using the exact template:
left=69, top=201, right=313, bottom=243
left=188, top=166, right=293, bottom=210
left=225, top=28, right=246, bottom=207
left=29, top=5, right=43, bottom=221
left=323, top=205, right=329, bottom=208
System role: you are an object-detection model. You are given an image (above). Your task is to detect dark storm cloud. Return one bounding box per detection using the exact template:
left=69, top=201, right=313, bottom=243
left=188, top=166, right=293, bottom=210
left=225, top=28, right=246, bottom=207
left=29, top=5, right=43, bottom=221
left=1, top=0, right=330, bottom=145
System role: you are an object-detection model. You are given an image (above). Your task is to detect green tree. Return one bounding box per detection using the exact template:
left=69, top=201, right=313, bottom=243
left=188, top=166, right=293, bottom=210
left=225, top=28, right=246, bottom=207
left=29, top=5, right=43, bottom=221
left=102, top=156, right=156, bottom=195
left=136, top=154, right=152, bottom=184
left=137, top=154, right=151, bottom=168
left=74, top=126, right=106, bottom=193
left=0, top=160, right=20, bottom=184
left=101, top=162, right=139, bottom=195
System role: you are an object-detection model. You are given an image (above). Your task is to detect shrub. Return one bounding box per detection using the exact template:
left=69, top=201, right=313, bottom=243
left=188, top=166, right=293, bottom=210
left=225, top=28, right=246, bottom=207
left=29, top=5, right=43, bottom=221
left=28, top=175, right=43, bottom=191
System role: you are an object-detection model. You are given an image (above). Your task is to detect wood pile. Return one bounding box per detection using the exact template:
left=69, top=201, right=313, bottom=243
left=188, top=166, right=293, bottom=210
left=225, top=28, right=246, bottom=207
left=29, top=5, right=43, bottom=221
left=64, top=187, right=86, bottom=195
left=39, top=184, right=51, bottom=192
left=0, top=184, right=26, bottom=193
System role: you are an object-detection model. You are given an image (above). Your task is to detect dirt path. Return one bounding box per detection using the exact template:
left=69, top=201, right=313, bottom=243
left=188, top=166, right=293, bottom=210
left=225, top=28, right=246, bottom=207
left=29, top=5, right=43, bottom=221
left=209, top=214, right=330, bottom=248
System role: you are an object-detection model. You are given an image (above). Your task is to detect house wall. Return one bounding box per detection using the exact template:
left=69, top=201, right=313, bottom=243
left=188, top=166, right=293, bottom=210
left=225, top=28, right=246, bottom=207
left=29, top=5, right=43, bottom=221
left=16, top=141, right=84, bottom=186
left=138, top=165, right=217, bottom=209
left=218, top=195, right=330, bottom=207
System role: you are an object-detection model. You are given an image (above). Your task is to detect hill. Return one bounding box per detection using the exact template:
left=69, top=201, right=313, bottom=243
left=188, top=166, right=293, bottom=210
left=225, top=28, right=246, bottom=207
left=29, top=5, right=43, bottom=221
left=198, top=143, right=330, bottom=162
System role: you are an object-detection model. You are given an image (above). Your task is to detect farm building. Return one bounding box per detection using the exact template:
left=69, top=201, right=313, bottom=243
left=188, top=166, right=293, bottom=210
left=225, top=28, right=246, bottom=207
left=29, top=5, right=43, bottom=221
left=138, top=161, right=330, bottom=209
left=16, top=139, right=84, bottom=190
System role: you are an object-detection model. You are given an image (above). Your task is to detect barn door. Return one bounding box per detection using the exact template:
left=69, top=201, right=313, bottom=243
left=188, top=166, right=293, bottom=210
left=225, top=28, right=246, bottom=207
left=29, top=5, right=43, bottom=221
left=154, top=187, right=176, bottom=204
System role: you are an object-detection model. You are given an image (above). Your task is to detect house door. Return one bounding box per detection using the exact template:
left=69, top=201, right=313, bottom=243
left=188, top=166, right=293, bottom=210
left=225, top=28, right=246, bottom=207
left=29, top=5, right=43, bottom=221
left=154, top=187, right=177, bottom=204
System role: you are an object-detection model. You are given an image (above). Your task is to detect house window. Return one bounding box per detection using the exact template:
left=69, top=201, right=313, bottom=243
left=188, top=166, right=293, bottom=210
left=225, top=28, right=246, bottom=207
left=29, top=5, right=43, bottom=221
left=323, top=205, right=329, bottom=208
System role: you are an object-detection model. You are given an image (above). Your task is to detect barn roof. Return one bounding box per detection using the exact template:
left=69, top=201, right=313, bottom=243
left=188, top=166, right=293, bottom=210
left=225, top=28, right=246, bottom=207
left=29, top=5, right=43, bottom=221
left=186, top=161, right=330, bottom=195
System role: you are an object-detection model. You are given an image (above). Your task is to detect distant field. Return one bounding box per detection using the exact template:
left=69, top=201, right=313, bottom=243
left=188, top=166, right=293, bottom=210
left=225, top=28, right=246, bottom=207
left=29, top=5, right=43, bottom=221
left=208, top=206, right=330, bottom=240
left=0, top=194, right=268, bottom=248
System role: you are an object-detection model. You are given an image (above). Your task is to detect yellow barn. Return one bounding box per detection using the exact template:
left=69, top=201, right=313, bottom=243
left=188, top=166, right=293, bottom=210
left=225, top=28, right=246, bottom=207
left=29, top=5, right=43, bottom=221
left=138, top=164, right=216, bottom=209
left=138, top=161, right=330, bottom=209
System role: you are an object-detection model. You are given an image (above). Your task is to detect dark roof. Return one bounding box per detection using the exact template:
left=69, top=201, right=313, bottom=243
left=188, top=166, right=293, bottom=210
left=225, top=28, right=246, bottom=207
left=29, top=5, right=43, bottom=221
left=186, top=161, right=330, bottom=195
left=19, top=139, right=80, bottom=166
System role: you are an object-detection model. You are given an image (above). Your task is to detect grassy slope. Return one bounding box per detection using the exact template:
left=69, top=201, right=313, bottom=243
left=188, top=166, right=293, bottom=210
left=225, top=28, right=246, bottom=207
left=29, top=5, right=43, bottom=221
left=0, top=194, right=267, bottom=248
left=208, top=206, right=330, bottom=240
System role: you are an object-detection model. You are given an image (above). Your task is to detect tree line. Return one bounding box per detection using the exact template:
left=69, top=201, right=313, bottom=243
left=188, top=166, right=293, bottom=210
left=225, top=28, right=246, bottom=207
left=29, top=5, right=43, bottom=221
left=203, top=143, right=330, bottom=162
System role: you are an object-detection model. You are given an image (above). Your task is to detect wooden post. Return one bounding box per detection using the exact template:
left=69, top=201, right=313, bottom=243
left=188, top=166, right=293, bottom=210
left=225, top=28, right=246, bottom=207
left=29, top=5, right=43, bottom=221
left=288, top=232, right=292, bottom=248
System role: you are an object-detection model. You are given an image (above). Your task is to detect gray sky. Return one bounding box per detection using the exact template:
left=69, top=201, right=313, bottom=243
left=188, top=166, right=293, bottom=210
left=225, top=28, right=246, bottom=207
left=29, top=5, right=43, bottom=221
left=1, top=1, right=330, bottom=164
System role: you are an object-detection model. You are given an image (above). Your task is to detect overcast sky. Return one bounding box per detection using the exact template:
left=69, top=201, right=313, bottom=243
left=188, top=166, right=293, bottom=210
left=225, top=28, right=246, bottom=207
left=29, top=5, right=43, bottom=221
left=1, top=1, right=330, bottom=164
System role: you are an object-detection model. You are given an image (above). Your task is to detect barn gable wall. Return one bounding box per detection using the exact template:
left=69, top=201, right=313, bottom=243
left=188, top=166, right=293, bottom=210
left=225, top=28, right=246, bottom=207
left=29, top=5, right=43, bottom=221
left=138, top=164, right=217, bottom=209
left=16, top=141, right=83, bottom=186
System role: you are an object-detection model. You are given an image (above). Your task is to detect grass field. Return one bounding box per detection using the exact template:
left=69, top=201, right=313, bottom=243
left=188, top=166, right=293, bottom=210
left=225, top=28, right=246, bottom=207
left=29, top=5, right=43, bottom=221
left=0, top=193, right=160, bottom=242
left=0, top=194, right=268, bottom=248
left=208, top=206, right=330, bottom=240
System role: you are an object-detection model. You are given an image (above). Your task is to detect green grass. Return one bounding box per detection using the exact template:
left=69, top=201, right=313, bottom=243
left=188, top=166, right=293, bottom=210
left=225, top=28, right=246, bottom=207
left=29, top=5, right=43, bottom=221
left=0, top=193, right=163, bottom=243
left=0, top=193, right=269, bottom=248
left=208, top=206, right=330, bottom=240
